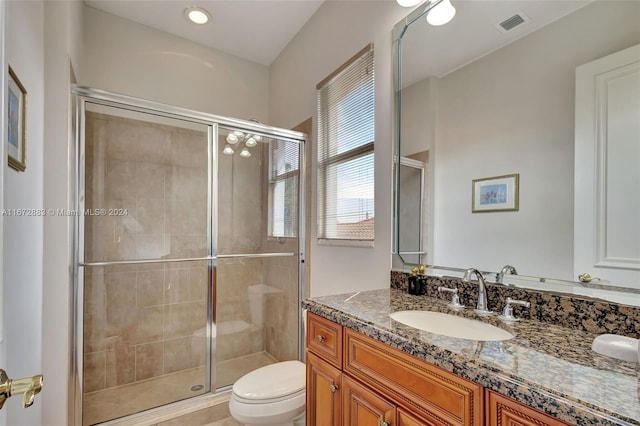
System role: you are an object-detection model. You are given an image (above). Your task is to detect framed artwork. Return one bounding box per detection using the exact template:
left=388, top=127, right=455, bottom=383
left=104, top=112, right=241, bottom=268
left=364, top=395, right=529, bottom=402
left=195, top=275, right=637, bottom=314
left=7, top=66, right=26, bottom=172
left=472, top=174, right=519, bottom=213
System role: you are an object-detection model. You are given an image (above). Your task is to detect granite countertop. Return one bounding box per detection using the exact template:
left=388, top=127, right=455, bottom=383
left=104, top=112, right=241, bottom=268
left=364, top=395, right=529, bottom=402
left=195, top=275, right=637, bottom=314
left=302, top=288, right=640, bottom=426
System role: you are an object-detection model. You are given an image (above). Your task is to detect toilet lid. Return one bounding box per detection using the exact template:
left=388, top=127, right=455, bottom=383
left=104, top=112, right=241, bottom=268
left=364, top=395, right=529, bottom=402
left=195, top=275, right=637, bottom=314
left=232, top=360, right=305, bottom=401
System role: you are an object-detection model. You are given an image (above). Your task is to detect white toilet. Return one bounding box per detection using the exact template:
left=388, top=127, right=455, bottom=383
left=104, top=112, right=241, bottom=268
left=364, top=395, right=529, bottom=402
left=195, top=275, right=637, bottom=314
left=229, top=360, right=306, bottom=426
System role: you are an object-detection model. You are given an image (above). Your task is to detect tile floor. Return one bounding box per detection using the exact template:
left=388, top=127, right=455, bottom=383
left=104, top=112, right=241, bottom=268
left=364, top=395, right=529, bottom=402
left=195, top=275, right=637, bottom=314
left=204, top=418, right=242, bottom=426
left=84, top=352, right=276, bottom=425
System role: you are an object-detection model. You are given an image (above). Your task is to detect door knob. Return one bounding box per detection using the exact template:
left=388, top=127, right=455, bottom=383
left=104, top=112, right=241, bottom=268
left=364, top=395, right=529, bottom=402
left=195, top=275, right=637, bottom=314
left=578, top=273, right=601, bottom=283
left=0, top=369, right=43, bottom=409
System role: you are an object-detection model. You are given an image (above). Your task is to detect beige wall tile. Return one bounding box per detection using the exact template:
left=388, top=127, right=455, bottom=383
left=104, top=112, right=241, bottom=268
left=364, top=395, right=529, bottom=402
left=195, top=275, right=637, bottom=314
left=136, top=306, right=164, bottom=344
left=137, top=270, right=165, bottom=307
left=83, top=351, right=106, bottom=393
left=136, top=342, right=164, bottom=380
left=164, top=336, right=200, bottom=373
left=164, top=303, right=191, bottom=339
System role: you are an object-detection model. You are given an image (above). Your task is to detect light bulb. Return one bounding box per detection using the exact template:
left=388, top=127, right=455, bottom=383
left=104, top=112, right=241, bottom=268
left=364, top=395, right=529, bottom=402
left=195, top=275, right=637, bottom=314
left=396, top=0, right=421, bottom=7
left=254, top=135, right=262, bottom=142
left=185, top=7, right=210, bottom=25
left=226, top=133, right=238, bottom=145
left=233, top=130, right=245, bottom=138
left=239, top=148, right=251, bottom=158
left=427, top=0, right=456, bottom=26
left=245, top=137, right=257, bottom=147
left=223, top=145, right=234, bottom=155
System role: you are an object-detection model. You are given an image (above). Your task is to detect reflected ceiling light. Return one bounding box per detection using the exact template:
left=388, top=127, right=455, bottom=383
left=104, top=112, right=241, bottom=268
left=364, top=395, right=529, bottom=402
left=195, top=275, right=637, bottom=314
left=185, top=7, right=210, bottom=25
left=245, top=136, right=257, bottom=147
left=239, top=148, right=252, bottom=158
left=223, top=144, right=235, bottom=155
left=426, top=0, right=456, bottom=26
left=233, top=130, right=245, bottom=137
left=396, top=0, right=421, bottom=7
left=226, top=133, right=239, bottom=144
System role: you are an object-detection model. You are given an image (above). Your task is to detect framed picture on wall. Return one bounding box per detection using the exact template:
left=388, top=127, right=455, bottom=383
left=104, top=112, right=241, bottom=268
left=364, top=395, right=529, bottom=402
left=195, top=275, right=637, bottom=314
left=472, top=174, right=519, bottom=213
left=7, top=66, right=27, bottom=172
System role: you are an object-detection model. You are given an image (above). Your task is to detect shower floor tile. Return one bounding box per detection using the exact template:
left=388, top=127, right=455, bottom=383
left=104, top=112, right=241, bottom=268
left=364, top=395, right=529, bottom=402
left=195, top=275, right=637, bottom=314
left=83, top=352, right=276, bottom=426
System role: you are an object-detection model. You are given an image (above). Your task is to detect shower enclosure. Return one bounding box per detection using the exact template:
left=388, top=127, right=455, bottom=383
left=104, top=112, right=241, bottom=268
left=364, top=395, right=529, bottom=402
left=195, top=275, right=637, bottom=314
left=72, top=87, right=306, bottom=425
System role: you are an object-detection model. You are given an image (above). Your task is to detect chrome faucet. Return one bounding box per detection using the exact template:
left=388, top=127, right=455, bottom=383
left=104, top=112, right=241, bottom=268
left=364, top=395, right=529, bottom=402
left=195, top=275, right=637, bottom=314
left=496, top=264, right=517, bottom=284
left=463, top=268, right=492, bottom=315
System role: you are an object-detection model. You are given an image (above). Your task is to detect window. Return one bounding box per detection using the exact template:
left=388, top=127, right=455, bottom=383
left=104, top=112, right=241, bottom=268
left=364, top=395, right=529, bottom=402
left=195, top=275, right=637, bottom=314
left=268, top=138, right=299, bottom=238
left=317, top=44, right=375, bottom=242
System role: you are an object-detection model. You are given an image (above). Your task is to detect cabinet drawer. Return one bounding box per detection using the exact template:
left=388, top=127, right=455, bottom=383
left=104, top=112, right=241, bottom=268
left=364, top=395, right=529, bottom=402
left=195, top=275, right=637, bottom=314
left=307, top=312, right=343, bottom=369
left=486, top=390, right=570, bottom=426
left=344, top=328, right=483, bottom=426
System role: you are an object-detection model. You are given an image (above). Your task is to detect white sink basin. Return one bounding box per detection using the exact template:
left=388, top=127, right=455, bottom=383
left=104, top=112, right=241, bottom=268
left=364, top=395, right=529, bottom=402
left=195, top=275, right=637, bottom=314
left=592, top=334, right=639, bottom=362
left=390, top=310, right=514, bottom=341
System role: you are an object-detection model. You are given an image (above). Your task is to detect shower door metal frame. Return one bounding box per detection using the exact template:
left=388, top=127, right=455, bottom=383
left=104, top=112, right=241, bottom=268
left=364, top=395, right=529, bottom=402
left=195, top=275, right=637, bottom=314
left=71, top=85, right=307, bottom=426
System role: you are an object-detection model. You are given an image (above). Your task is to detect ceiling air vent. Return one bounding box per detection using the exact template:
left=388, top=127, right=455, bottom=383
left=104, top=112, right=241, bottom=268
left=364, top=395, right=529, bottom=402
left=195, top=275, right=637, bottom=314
left=497, top=13, right=528, bottom=33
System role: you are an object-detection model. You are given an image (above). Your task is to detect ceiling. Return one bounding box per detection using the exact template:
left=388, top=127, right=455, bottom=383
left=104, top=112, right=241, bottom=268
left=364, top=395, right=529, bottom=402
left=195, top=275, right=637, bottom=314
left=84, top=0, right=325, bottom=66
left=84, top=0, right=595, bottom=75
left=400, top=0, right=594, bottom=88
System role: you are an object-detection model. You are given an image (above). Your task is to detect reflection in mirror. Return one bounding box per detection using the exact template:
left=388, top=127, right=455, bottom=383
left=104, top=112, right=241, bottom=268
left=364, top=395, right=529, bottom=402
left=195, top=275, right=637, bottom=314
left=393, top=155, right=427, bottom=267
left=392, top=0, right=640, bottom=302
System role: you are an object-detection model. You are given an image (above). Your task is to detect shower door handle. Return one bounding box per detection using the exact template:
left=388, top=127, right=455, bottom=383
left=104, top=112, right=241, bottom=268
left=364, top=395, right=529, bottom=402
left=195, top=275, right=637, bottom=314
left=0, top=369, right=43, bottom=409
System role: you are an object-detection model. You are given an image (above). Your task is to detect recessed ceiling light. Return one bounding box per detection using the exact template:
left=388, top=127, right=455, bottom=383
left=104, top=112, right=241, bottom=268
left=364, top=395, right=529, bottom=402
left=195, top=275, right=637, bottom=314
left=185, top=7, right=210, bottom=25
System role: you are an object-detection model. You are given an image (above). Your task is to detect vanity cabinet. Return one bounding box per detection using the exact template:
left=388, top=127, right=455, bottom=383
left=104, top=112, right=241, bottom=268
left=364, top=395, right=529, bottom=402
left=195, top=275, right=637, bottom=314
left=486, top=390, right=570, bottom=426
left=306, top=312, right=571, bottom=426
left=306, top=312, right=481, bottom=426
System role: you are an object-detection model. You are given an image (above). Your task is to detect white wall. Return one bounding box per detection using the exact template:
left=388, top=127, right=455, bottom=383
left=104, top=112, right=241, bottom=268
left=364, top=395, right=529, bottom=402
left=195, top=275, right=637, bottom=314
left=269, top=1, right=409, bottom=297
left=3, top=1, right=44, bottom=425
left=431, top=1, right=640, bottom=279
left=82, top=6, right=270, bottom=121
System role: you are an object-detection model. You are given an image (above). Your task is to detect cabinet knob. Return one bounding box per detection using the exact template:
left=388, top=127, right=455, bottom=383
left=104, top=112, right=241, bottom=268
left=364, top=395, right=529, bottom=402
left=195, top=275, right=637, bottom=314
left=316, top=335, right=326, bottom=343
left=379, top=420, right=391, bottom=426
left=329, top=384, right=338, bottom=393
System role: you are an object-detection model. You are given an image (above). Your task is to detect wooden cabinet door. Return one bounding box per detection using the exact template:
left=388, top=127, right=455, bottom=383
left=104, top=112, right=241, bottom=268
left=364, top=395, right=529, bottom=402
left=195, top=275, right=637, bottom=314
left=486, top=390, right=570, bottom=426
left=307, top=351, right=342, bottom=426
left=343, top=375, right=395, bottom=426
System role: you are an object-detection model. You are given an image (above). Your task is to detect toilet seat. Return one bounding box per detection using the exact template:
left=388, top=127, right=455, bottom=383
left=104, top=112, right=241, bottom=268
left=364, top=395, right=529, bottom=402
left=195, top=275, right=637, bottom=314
left=232, top=360, right=305, bottom=404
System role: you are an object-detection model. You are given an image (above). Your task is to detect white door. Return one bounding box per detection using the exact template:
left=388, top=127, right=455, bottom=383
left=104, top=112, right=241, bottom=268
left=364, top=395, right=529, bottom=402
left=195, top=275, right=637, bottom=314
left=0, top=2, right=44, bottom=424
left=0, top=1, right=5, bottom=423
left=575, top=43, right=640, bottom=291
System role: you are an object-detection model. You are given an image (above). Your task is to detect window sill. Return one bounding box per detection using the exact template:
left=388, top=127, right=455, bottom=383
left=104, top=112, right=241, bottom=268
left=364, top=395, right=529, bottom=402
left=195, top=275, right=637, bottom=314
left=317, top=238, right=374, bottom=248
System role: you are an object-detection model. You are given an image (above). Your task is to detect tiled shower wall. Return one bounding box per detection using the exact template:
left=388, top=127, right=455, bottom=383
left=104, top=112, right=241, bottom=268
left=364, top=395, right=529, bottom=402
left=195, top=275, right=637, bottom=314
left=82, top=112, right=300, bottom=394
left=83, top=112, right=210, bottom=393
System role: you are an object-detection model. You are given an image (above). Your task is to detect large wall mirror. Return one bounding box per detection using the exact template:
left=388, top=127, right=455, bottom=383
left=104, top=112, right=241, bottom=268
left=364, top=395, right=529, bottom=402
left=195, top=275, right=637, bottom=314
left=392, top=0, right=640, bottom=304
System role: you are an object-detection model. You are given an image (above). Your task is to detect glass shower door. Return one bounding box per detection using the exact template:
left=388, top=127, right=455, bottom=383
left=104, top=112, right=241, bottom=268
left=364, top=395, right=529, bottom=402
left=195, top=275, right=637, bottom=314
left=80, top=103, right=212, bottom=425
left=214, top=127, right=303, bottom=389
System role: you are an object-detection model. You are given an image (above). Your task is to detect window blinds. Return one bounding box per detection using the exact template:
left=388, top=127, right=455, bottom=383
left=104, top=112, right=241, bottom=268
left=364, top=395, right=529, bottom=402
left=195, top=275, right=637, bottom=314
left=317, top=44, right=375, bottom=241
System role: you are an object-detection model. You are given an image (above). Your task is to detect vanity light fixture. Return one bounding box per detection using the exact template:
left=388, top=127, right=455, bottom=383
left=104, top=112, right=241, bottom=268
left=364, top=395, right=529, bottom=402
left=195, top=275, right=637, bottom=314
left=396, top=0, right=456, bottom=27
left=185, top=7, right=211, bottom=25
left=226, top=133, right=239, bottom=144
left=239, top=147, right=252, bottom=158
left=223, top=144, right=235, bottom=155
left=245, top=136, right=257, bottom=147
left=426, top=0, right=456, bottom=26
